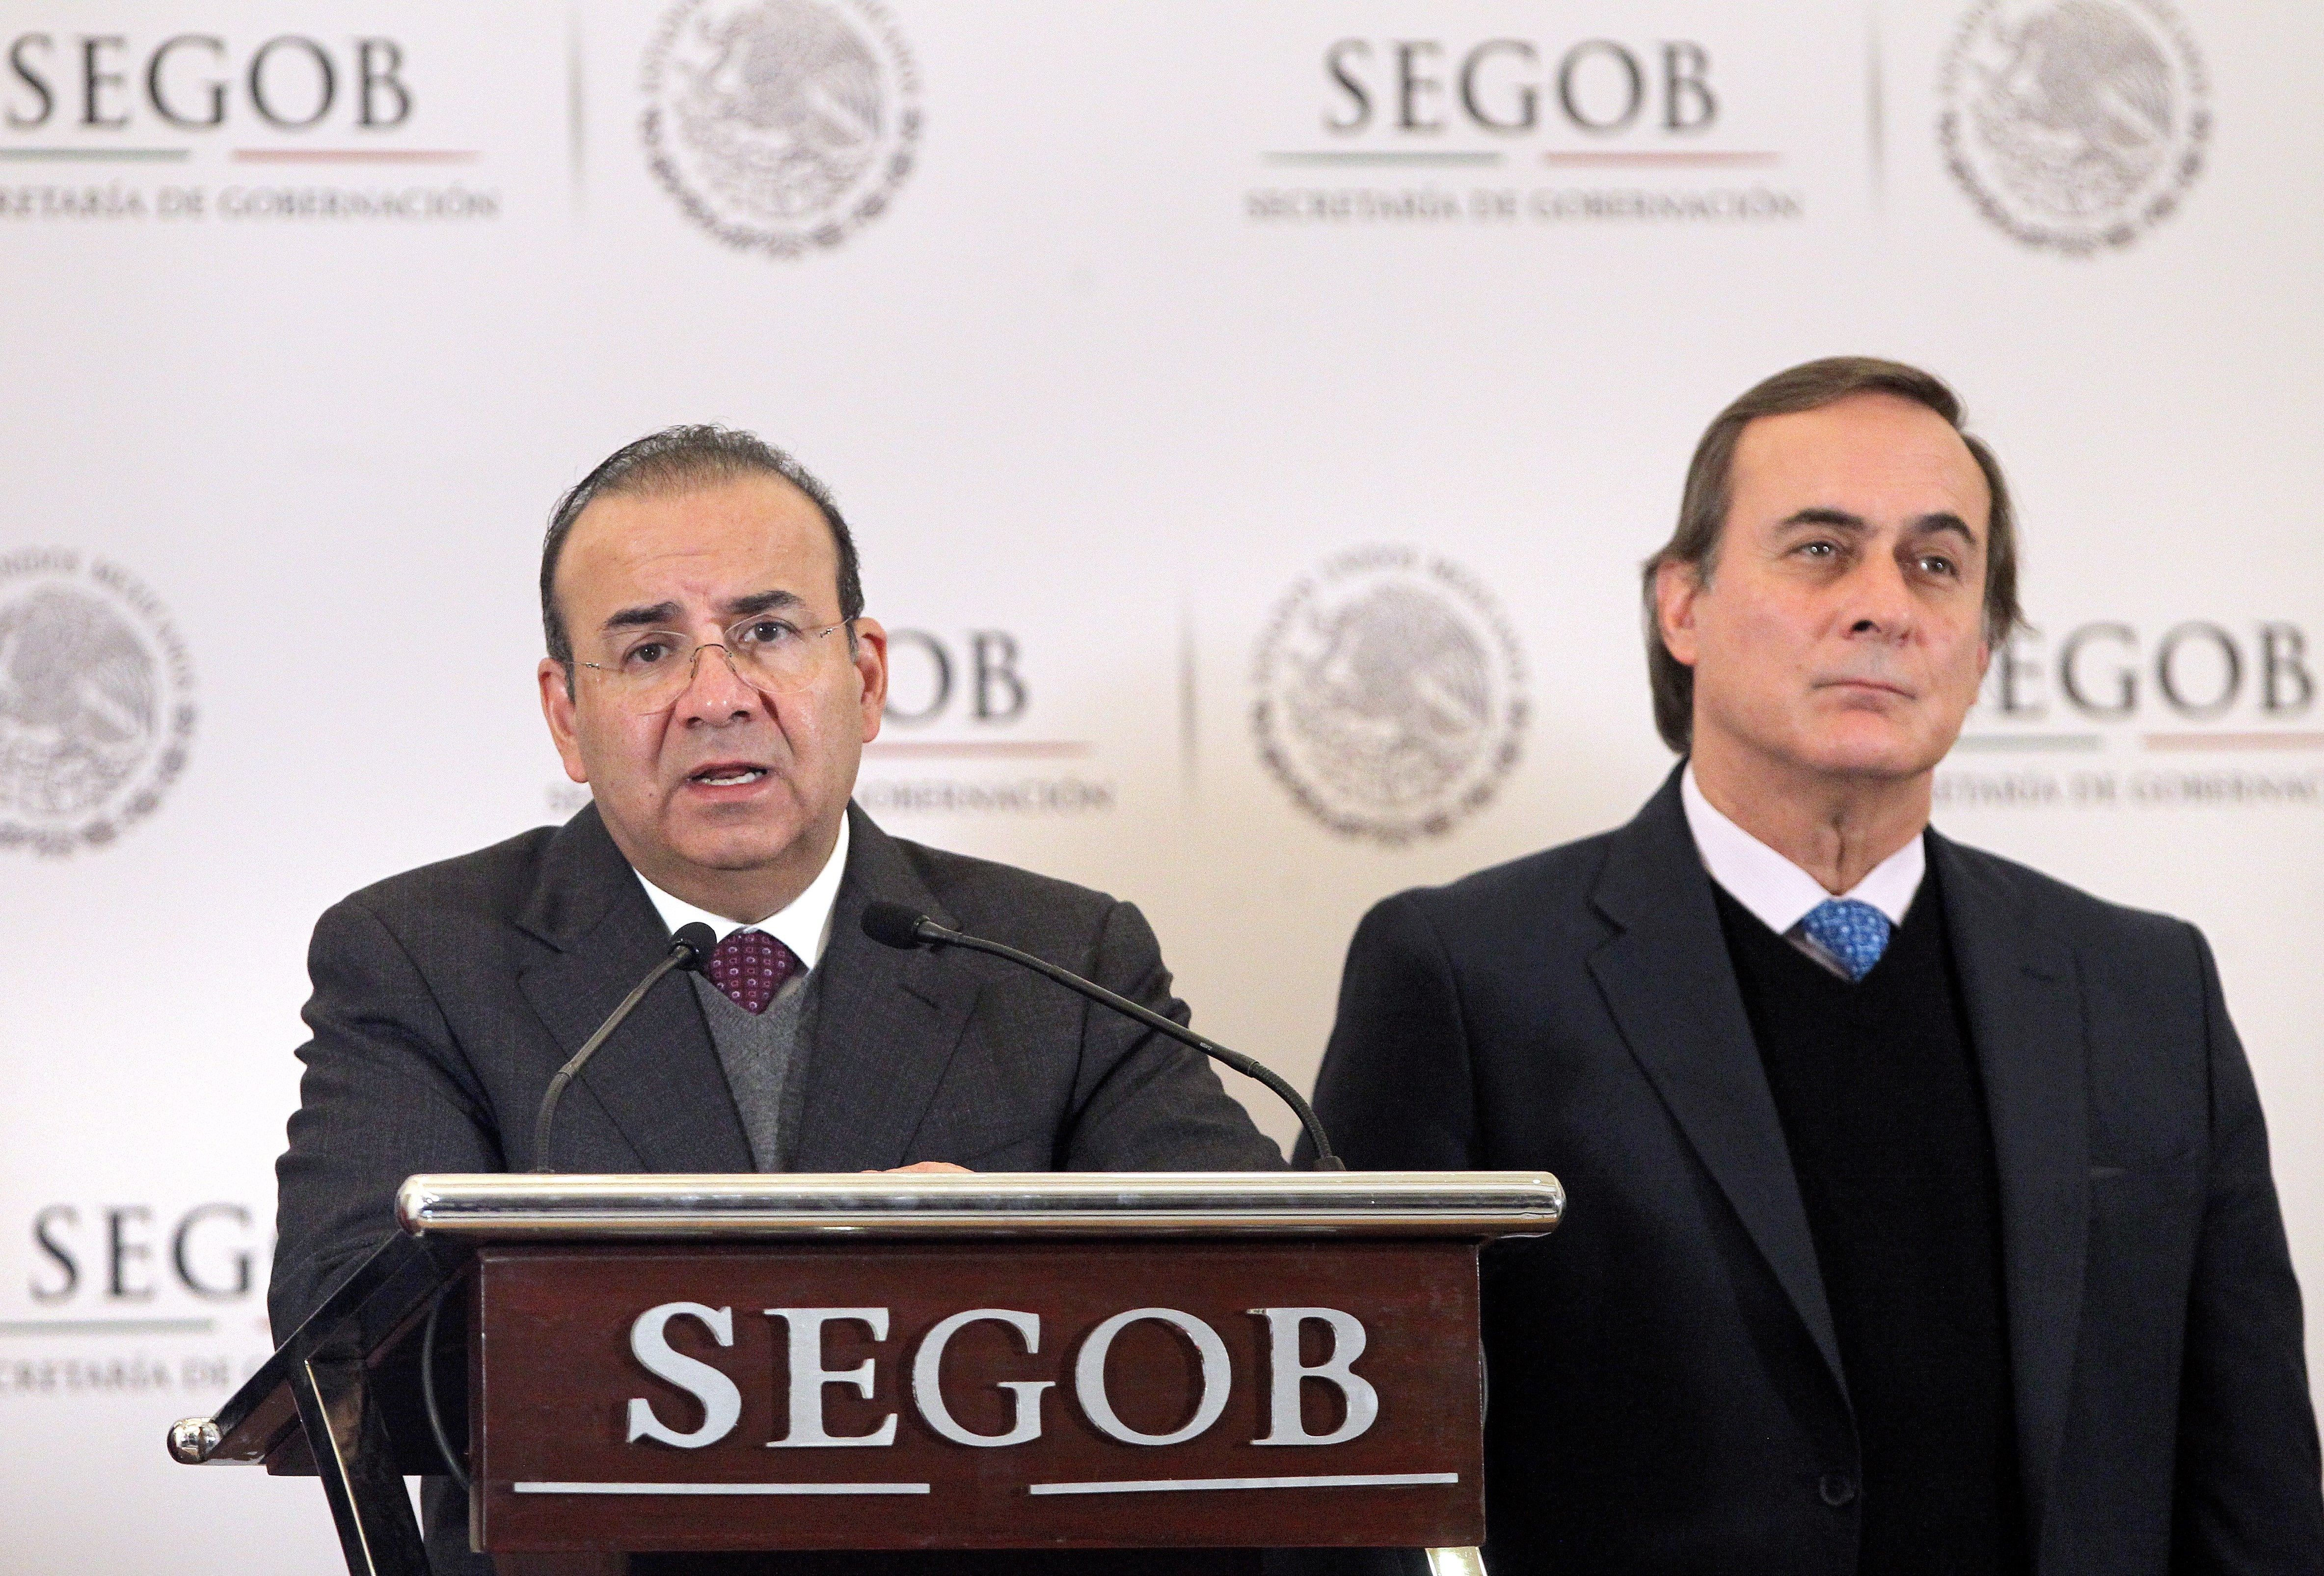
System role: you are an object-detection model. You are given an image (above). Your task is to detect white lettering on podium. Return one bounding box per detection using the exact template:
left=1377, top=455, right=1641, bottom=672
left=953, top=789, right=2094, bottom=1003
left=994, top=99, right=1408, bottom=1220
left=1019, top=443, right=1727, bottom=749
left=626, top=1303, right=742, bottom=1449
left=620, top=1299, right=1381, bottom=1454
left=911, top=1308, right=1054, bottom=1446
left=1252, top=1307, right=1378, bottom=1445
left=765, top=1307, right=898, bottom=1447
left=1073, top=1308, right=1231, bottom=1446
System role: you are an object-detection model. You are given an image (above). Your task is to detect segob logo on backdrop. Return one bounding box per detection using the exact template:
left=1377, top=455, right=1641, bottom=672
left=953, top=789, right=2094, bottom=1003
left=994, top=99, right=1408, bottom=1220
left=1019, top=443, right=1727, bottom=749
left=0, top=550, right=194, bottom=857
left=1253, top=548, right=1526, bottom=846
left=1939, top=0, right=2208, bottom=254
left=642, top=0, right=920, bottom=259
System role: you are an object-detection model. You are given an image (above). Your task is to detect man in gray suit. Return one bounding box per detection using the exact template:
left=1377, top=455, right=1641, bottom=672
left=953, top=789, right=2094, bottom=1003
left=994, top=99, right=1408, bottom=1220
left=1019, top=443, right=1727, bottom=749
left=271, top=425, right=1283, bottom=1573
left=1307, top=358, right=2323, bottom=1574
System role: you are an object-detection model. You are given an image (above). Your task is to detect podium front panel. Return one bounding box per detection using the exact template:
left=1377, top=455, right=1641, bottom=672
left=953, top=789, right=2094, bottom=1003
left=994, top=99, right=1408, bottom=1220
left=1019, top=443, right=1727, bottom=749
left=471, top=1239, right=1483, bottom=1552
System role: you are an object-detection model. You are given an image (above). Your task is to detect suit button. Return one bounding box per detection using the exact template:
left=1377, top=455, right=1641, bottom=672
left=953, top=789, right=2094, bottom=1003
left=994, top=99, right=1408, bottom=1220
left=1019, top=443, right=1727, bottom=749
left=1818, top=1472, right=1858, bottom=1508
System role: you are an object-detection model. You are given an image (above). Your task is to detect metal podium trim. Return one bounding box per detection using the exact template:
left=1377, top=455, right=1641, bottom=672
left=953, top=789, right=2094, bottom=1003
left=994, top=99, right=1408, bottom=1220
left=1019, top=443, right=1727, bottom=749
left=395, top=1170, right=1565, bottom=1240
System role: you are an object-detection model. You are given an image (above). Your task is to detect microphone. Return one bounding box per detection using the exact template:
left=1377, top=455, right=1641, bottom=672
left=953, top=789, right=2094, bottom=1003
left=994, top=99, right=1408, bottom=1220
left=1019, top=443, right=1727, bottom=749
left=861, top=900, right=1345, bottom=1171
left=531, top=922, right=717, bottom=1172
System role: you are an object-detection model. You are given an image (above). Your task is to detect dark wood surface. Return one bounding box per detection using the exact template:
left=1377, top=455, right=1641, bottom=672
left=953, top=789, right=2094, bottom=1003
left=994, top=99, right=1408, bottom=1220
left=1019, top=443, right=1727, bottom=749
left=473, top=1240, right=1481, bottom=1552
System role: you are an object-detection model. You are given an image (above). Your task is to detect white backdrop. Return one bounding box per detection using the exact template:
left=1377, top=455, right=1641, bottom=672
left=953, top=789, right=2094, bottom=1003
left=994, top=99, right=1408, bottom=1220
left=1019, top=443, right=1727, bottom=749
left=4, top=1, right=2320, bottom=1568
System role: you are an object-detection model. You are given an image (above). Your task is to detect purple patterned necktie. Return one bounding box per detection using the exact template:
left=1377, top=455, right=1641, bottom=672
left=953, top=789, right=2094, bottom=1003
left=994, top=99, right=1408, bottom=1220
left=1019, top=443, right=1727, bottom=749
left=704, top=928, right=804, bottom=1015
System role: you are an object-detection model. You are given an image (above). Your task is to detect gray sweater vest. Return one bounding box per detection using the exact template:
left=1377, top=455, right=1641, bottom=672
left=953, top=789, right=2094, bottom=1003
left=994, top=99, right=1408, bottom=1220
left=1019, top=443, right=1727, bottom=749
left=689, top=969, right=818, bottom=1172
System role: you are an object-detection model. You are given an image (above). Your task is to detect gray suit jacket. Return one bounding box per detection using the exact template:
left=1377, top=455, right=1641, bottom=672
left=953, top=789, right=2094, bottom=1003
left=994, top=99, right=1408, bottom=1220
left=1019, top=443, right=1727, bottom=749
left=270, top=802, right=1286, bottom=1576
left=273, top=800, right=1283, bottom=1335
left=1308, top=768, right=2323, bottom=1576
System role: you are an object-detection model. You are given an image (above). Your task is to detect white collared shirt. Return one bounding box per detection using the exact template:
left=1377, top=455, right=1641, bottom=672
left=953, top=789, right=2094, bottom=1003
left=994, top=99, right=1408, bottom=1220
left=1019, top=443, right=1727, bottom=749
left=634, top=815, right=851, bottom=970
left=1679, top=764, right=1923, bottom=972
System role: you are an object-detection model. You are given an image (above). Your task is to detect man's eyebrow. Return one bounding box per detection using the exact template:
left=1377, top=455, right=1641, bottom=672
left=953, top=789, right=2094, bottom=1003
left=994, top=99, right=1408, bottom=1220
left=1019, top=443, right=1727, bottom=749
left=1779, top=507, right=1869, bottom=532
left=602, top=601, right=680, bottom=632
left=720, top=588, right=804, bottom=619
left=1909, top=511, right=1978, bottom=544
left=1777, top=507, right=1979, bottom=546
left=599, top=590, right=805, bottom=633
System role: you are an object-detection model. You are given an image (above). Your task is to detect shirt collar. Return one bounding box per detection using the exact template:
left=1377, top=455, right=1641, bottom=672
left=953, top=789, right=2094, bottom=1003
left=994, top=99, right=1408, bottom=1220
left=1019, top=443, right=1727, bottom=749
left=633, top=815, right=851, bottom=968
left=1679, top=763, right=1924, bottom=935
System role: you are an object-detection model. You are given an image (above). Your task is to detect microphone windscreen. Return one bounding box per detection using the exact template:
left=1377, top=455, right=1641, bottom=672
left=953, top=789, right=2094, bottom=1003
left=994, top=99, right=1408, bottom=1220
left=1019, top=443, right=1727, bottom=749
left=861, top=901, right=930, bottom=950
left=670, top=922, right=718, bottom=971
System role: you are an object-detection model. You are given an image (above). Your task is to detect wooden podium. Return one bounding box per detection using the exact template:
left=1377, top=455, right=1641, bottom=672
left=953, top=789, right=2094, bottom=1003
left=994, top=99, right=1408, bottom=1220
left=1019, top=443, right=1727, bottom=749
left=169, top=1171, right=1561, bottom=1574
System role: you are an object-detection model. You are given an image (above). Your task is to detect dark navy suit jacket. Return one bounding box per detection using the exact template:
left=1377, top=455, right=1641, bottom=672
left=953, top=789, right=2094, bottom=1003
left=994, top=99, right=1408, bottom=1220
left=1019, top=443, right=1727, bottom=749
left=1308, top=769, right=2323, bottom=1575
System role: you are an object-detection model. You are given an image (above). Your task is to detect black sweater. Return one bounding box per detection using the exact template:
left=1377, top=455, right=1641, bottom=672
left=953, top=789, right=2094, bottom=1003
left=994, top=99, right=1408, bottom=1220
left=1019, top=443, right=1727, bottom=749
left=1714, top=868, right=2028, bottom=1576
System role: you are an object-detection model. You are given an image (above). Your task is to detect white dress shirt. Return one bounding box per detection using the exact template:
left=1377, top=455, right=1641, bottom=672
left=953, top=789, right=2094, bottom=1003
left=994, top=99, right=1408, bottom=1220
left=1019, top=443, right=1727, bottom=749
left=634, top=815, right=851, bottom=972
left=1679, top=764, right=1924, bottom=975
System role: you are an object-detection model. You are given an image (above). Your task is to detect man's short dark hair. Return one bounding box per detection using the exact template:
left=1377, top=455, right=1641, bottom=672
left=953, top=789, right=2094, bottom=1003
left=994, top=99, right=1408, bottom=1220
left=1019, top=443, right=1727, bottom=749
left=1640, top=355, right=2024, bottom=754
left=540, top=424, right=864, bottom=677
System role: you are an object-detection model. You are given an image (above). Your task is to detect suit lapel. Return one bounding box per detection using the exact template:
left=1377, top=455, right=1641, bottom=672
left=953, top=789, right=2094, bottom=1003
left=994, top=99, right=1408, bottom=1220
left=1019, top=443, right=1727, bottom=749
left=1933, top=833, right=2088, bottom=1535
left=1586, top=771, right=1847, bottom=1395
left=514, top=805, right=754, bottom=1173
left=788, top=806, right=981, bottom=1174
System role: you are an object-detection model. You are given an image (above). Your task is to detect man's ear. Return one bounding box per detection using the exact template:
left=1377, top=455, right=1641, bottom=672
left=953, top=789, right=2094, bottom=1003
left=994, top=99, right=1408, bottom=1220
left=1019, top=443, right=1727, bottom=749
left=1655, top=558, right=1705, bottom=669
left=538, top=658, right=589, bottom=784
left=848, top=618, right=890, bottom=743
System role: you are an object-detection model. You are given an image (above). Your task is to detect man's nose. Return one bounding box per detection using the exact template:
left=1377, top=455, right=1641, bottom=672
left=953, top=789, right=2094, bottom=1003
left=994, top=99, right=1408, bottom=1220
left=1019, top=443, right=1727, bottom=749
left=1842, top=553, right=1916, bottom=639
left=674, top=644, right=765, bottom=721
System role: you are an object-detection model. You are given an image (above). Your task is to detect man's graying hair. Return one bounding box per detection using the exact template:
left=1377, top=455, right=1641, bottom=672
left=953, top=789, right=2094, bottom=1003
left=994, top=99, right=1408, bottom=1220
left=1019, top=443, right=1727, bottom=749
left=540, top=424, right=864, bottom=681
left=1640, top=355, right=2024, bottom=754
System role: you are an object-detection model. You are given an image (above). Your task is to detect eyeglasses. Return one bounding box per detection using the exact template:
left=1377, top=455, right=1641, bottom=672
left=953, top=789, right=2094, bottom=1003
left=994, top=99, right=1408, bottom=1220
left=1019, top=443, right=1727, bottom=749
left=576, top=615, right=852, bottom=714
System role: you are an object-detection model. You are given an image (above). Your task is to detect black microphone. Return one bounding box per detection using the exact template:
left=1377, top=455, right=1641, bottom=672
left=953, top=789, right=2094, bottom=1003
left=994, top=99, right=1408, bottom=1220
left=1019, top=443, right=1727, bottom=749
left=531, top=922, right=717, bottom=1172
left=860, top=900, right=1345, bottom=1171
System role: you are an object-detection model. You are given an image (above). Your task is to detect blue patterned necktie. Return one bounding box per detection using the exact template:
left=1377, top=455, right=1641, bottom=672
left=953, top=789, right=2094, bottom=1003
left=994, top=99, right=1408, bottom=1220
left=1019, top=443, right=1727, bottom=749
left=1799, top=898, right=1892, bottom=982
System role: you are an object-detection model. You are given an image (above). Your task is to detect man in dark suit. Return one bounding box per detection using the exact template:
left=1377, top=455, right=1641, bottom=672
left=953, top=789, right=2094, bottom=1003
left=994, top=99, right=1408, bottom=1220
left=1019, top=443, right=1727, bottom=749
left=1308, top=358, right=2323, bottom=1574
left=271, top=425, right=1282, bottom=1574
